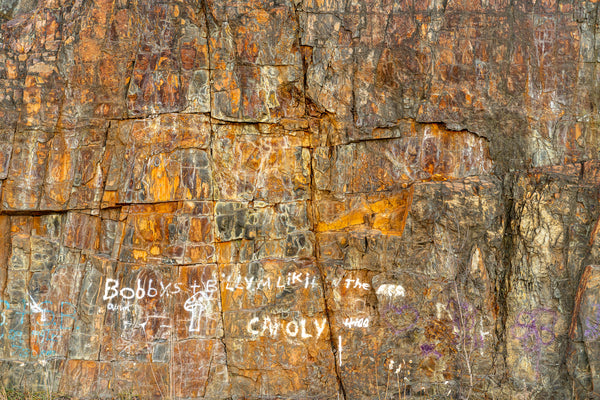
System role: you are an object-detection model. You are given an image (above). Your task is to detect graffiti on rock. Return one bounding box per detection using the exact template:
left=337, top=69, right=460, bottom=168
left=0, top=298, right=78, bottom=358
left=383, top=304, right=420, bottom=334
left=247, top=316, right=328, bottom=339
left=511, top=308, right=557, bottom=370
left=583, top=304, right=600, bottom=340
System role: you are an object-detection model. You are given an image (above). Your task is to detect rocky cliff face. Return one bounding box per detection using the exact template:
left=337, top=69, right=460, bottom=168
left=0, top=0, right=599, bottom=398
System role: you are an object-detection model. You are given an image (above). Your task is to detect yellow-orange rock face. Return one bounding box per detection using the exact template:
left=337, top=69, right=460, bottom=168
left=0, top=0, right=599, bottom=399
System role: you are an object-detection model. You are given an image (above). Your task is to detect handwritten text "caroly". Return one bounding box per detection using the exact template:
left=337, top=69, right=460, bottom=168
left=247, top=316, right=327, bottom=340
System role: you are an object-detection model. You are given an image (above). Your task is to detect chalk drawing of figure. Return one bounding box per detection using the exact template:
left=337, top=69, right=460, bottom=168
left=184, top=290, right=213, bottom=333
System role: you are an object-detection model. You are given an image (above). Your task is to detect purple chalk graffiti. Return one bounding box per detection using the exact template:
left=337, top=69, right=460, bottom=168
left=420, top=343, right=442, bottom=359
left=446, top=299, right=486, bottom=350
left=583, top=305, right=600, bottom=340
left=384, top=304, right=419, bottom=334
left=511, top=308, right=557, bottom=371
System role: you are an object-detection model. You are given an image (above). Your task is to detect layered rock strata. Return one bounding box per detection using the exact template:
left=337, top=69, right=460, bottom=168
left=0, top=0, right=599, bottom=399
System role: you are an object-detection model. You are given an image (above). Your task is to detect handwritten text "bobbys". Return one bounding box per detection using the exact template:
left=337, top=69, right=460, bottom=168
left=102, top=278, right=193, bottom=301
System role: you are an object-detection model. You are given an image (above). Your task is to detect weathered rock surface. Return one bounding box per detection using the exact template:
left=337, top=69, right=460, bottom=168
left=0, top=0, right=599, bottom=398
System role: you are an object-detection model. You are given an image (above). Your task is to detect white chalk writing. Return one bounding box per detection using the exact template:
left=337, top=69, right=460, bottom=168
left=184, top=290, right=215, bottom=332
left=343, top=277, right=370, bottom=290
left=376, top=284, right=405, bottom=298
left=343, top=317, right=370, bottom=328
left=247, top=316, right=327, bottom=340
left=102, top=278, right=183, bottom=301
left=223, top=272, right=318, bottom=292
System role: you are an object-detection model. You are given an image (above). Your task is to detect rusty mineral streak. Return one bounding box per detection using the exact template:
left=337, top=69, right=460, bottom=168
left=570, top=265, right=593, bottom=340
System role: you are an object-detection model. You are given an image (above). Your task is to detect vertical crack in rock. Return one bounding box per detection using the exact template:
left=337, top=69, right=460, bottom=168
left=497, top=174, right=516, bottom=382
left=200, top=1, right=229, bottom=396
left=310, top=166, right=347, bottom=400
left=316, top=247, right=347, bottom=400
left=97, top=120, right=113, bottom=205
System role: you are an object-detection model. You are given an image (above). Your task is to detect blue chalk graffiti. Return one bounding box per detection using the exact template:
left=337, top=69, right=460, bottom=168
left=0, top=298, right=78, bottom=358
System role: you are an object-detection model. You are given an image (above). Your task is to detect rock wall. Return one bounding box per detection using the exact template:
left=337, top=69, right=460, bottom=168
left=0, top=0, right=599, bottom=398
